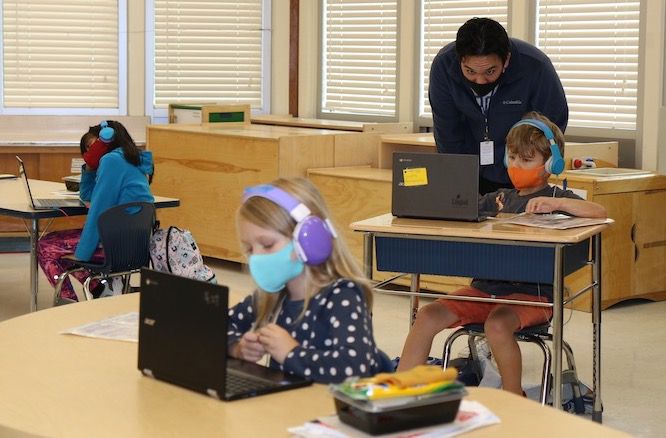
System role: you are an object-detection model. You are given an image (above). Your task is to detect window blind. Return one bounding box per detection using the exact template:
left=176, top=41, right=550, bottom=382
left=320, top=0, right=397, bottom=118
left=538, top=1, right=640, bottom=130
left=2, top=0, right=120, bottom=110
left=420, top=1, right=508, bottom=120
left=151, top=0, right=266, bottom=111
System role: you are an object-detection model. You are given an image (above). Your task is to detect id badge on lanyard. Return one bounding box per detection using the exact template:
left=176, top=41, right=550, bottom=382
left=480, top=118, right=494, bottom=166
left=479, top=90, right=495, bottom=166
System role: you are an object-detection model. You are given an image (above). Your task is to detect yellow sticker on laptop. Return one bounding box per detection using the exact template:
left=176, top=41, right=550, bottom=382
left=402, top=167, right=428, bottom=187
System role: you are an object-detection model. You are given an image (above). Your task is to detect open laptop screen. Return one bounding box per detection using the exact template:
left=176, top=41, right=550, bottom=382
left=392, top=152, right=485, bottom=221
left=16, top=156, right=38, bottom=209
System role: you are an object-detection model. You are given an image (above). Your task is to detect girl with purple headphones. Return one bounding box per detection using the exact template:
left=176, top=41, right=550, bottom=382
left=228, top=177, right=392, bottom=383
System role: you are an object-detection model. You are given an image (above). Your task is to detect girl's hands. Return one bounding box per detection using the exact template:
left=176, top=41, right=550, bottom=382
left=233, top=331, right=266, bottom=363
left=257, top=324, right=299, bottom=364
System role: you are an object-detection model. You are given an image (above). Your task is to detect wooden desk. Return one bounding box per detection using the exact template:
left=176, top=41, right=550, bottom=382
left=0, top=178, right=179, bottom=312
left=0, top=294, right=629, bottom=438
left=351, top=213, right=608, bottom=421
left=251, top=114, right=413, bottom=134
left=146, top=123, right=380, bottom=262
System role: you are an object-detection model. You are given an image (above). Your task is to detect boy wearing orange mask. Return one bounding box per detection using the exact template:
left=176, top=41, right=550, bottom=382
left=397, top=112, right=606, bottom=397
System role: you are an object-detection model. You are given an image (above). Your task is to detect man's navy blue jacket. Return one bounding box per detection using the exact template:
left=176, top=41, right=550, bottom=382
left=429, top=38, right=568, bottom=185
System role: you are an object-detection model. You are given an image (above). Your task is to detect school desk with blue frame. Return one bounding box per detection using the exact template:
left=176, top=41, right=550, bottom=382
left=351, top=213, right=608, bottom=423
left=0, top=177, right=179, bottom=312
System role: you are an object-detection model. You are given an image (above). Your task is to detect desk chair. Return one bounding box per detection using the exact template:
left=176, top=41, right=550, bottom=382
left=442, top=323, right=584, bottom=409
left=53, top=202, right=155, bottom=305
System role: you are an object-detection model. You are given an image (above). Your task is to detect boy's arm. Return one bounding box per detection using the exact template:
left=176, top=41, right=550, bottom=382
left=526, top=196, right=607, bottom=218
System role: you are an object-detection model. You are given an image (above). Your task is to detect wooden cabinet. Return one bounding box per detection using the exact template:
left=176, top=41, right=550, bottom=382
left=562, top=173, right=666, bottom=310
left=633, top=189, right=666, bottom=296
left=147, top=123, right=386, bottom=263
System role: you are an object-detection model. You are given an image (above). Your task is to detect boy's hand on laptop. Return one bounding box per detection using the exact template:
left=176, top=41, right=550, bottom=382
left=235, top=332, right=267, bottom=363
left=257, top=324, right=299, bottom=364
left=526, top=196, right=561, bottom=214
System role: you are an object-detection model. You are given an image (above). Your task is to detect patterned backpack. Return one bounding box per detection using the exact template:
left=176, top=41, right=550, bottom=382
left=149, top=226, right=216, bottom=283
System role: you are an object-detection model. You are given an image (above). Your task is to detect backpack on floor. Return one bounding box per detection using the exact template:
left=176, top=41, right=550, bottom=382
left=149, top=226, right=216, bottom=283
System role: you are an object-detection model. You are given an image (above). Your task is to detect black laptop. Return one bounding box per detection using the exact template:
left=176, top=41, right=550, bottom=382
left=392, top=152, right=487, bottom=222
left=16, top=156, right=83, bottom=209
left=138, top=268, right=312, bottom=401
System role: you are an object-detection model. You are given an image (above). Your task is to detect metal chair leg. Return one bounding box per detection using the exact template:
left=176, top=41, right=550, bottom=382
left=442, top=327, right=470, bottom=369
left=82, top=276, right=96, bottom=301
left=563, top=340, right=584, bottom=413
left=521, top=335, right=552, bottom=405
left=53, top=267, right=86, bottom=305
left=441, top=326, right=580, bottom=409
left=121, top=273, right=132, bottom=294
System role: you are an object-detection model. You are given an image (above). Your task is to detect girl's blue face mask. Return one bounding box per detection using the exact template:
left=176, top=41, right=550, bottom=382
left=248, top=241, right=304, bottom=293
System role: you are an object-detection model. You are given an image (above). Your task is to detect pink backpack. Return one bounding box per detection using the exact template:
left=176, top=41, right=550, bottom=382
left=149, top=226, right=216, bottom=283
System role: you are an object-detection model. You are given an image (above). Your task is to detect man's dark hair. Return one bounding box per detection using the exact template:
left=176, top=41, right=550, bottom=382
left=455, top=18, right=510, bottom=62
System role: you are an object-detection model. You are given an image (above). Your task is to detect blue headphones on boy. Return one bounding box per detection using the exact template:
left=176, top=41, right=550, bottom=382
left=504, top=118, right=565, bottom=175
left=242, top=185, right=337, bottom=265
left=99, top=121, right=115, bottom=143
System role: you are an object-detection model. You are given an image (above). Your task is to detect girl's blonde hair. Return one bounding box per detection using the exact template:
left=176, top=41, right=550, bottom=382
left=236, top=177, right=372, bottom=327
left=505, top=111, right=565, bottom=163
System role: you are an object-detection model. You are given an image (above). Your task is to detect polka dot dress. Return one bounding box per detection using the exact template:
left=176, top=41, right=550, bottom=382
left=227, top=279, right=389, bottom=383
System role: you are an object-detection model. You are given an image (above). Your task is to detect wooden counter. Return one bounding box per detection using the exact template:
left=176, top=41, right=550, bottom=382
left=251, top=114, right=413, bottom=134
left=146, top=123, right=379, bottom=262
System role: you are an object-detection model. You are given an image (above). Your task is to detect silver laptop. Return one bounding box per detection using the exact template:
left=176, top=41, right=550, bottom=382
left=16, top=156, right=83, bottom=209
left=138, top=268, right=312, bottom=401
left=392, top=152, right=487, bottom=222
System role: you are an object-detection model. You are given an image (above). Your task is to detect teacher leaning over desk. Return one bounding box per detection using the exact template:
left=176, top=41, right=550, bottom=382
left=429, top=17, right=568, bottom=194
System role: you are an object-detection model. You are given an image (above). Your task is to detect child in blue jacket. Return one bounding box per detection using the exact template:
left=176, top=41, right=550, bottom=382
left=38, top=121, right=154, bottom=301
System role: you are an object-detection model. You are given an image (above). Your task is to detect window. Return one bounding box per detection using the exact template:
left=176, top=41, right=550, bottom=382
left=1, top=0, right=126, bottom=114
left=419, top=1, right=508, bottom=122
left=147, top=0, right=270, bottom=119
left=320, top=0, right=398, bottom=120
left=537, top=1, right=640, bottom=130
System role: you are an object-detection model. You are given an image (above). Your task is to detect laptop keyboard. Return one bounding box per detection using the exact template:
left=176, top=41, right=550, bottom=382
left=35, top=199, right=78, bottom=208
left=226, top=371, right=279, bottom=395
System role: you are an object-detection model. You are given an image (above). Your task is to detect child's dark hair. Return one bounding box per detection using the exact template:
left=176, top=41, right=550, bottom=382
left=79, top=132, right=97, bottom=155
left=83, top=120, right=141, bottom=166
